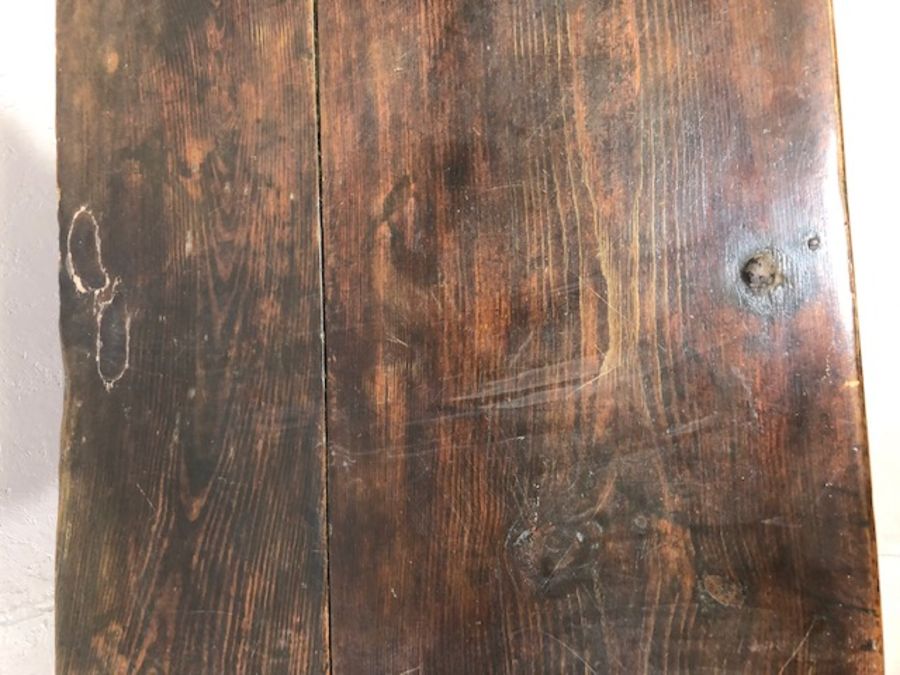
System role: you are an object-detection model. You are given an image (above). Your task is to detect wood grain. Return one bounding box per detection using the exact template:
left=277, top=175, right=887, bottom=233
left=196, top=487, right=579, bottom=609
left=55, top=0, right=328, bottom=672
left=318, top=0, right=882, bottom=673
left=57, top=0, right=883, bottom=672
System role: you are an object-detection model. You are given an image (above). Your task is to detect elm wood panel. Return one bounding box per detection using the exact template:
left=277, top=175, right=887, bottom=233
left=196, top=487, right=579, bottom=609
left=319, top=0, right=881, bottom=673
left=55, top=0, right=327, bottom=672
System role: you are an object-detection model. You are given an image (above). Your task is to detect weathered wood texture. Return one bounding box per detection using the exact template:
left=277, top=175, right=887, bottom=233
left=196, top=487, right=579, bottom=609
left=319, top=0, right=882, bottom=673
left=58, top=0, right=882, bottom=672
left=55, top=0, right=328, bottom=672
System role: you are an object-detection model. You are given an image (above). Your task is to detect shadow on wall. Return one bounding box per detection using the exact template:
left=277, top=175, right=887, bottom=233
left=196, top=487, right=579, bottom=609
left=0, top=114, right=62, bottom=509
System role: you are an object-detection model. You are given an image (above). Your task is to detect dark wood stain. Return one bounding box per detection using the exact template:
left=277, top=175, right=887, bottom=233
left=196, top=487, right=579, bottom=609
left=56, top=0, right=328, bottom=672
left=57, top=0, right=882, bottom=673
left=319, top=0, right=882, bottom=673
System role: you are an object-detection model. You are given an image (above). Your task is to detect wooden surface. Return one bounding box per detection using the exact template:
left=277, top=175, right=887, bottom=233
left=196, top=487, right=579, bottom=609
left=319, top=0, right=882, bottom=672
left=57, top=0, right=882, bottom=672
left=55, top=0, right=328, bottom=672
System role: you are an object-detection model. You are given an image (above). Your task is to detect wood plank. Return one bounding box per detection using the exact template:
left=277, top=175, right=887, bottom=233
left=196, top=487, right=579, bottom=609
left=55, top=1, right=328, bottom=671
left=319, top=0, right=882, bottom=672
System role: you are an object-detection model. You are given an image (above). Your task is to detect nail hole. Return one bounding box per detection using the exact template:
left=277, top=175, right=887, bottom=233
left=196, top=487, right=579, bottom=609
left=807, top=235, right=821, bottom=251
left=740, top=250, right=783, bottom=295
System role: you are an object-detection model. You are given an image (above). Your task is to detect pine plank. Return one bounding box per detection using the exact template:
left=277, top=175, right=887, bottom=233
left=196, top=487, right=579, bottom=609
left=318, top=1, right=882, bottom=672
left=55, top=0, right=328, bottom=671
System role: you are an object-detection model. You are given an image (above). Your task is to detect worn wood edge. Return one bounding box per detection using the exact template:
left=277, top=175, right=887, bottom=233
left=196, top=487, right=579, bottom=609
left=827, top=0, right=885, bottom=655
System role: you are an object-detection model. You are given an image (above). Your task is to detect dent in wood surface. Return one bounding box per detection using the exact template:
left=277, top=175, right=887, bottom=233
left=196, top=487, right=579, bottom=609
left=56, top=0, right=328, bottom=672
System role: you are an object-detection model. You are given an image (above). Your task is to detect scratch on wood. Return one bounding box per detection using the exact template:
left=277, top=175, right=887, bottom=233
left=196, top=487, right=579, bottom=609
left=777, top=618, right=819, bottom=674
left=135, top=483, right=154, bottom=511
left=539, top=632, right=598, bottom=675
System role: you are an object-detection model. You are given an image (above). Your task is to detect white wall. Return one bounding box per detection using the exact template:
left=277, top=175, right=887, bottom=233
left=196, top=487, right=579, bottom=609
left=0, top=2, right=60, bottom=673
left=833, top=2, right=900, bottom=671
left=0, top=1, right=895, bottom=672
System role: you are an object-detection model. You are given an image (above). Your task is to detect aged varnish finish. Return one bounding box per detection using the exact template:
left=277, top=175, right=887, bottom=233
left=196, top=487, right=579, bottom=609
left=56, top=0, right=328, bottom=672
left=58, top=0, right=882, bottom=672
left=318, top=1, right=882, bottom=672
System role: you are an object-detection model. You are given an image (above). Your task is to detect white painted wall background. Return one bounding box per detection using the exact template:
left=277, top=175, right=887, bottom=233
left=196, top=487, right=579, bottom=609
left=833, top=2, right=900, bottom=671
left=0, top=1, right=60, bottom=673
left=0, top=1, right=895, bottom=672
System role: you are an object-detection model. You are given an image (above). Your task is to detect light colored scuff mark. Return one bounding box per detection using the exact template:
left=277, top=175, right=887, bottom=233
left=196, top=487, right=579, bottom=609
left=843, top=379, right=861, bottom=389
left=513, top=528, right=532, bottom=546
left=65, top=206, right=132, bottom=390
left=664, top=413, right=719, bottom=438
left=104, top=50, right=119, bottom=74
left=760, top=516, right=800, bottom=529
left=386, top=334, right=409, bottom=348
left=452, top=357, right=600, bottom=402
left=61, top=522, right=72, bottom=561
left=701, top=574, right=745, bottom=608
left=135, top=483, right=154, bottom=511
left=65, top=205, right=110, bottom=294
left=528, top=631, right=598, bottom=675
left=95, top=279, right=130, bottom=392
left=452, top=356, right=612, bottom=410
